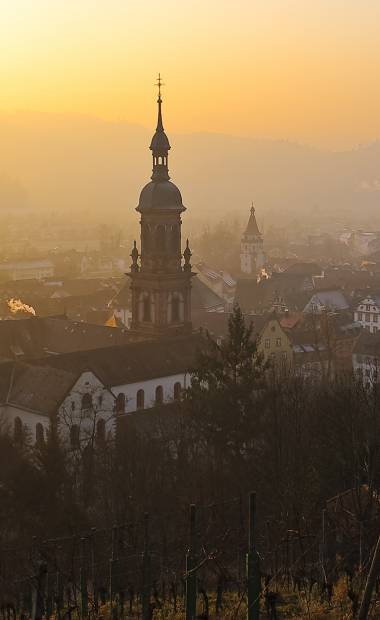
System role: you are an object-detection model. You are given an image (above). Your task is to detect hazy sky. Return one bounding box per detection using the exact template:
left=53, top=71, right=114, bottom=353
left=1, top=0, right=380, bottom=148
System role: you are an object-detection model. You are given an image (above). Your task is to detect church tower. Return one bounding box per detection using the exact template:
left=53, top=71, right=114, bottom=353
left=240, top=203, right=265, bottom=276
left=128, top=76, right=193, bottom=337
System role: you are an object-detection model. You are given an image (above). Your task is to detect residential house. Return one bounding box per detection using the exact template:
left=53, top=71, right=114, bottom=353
left=354, top=295, right=380, bottom=334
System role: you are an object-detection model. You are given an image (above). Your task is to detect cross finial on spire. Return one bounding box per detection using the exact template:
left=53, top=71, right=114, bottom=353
left=251, top=201, right=255, bottom=215
left=156, top=73, right=164, bottom=102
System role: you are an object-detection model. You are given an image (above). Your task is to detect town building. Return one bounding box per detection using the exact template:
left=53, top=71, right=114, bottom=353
left=354, top=295, right=380, bottom=334
left=240, top=204, right=265, bottom=276
left=0, top=362, right=115, bottom=448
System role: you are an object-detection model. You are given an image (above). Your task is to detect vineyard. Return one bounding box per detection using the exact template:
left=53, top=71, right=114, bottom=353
left=0, top=493, right=379, bottom=620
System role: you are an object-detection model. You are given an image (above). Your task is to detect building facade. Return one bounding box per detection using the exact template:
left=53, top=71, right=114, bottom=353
left=354, top=295, right=380, bottom=334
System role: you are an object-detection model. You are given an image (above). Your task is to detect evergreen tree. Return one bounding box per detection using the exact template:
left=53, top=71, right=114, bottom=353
left=185, top=304, right=265, bottom=463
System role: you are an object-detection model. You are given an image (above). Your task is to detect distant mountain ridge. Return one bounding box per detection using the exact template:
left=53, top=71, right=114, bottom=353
left=0, top=112, right=379, bottom=225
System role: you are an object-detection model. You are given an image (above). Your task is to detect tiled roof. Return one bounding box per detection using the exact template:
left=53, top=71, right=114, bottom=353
left=191, top=278, right=225, bottom=311
left=0, top=316, right=137, bottom=362
left=33, top=334, right=204, bottom=387
left=0, top=362, right=77, bottom=416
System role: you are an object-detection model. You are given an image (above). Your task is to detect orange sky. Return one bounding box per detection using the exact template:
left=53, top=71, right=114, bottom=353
left=1, top=0, right=380, bottom=148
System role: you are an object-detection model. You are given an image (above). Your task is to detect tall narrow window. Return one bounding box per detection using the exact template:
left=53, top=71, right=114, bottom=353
left=155, top=385, right=163, bottom=405
left=172, top=296, right=180, bottom=322
left=35, top=423, right=44, bottom=446
left=116, top=393, right=126, bottom=413
left=143, top=296, right=151, bottom=322
left=96, top=418, right=106, bottom=442
left=14, top=417, right=23, bottom=443
left=173, top=382, right=182, bottom=401
left=136, top=389, right=145, bottom=410
left=82, top=393, right=93, bottom=410
left=70, top=424, right=80, bottom=449
left=156, top=225, right=166, bottom=252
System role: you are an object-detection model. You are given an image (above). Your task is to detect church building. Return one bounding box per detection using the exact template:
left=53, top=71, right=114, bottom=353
left=128, top=76, right=193, bottom=337
left=240, top=204, right=265, bottom=276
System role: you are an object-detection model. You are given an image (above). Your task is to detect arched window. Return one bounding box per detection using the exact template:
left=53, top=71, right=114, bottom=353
left=170, top=225, right=178, bottom=253
left=35, top=423, right=44, bottom=446
left=156, top=225, right=166, bottom=252
left=81, top=393, right=93, bottom=410
left=173, top=382, right=182, bottom=401
left=136, top=389, right=145, bottom=410
left=96, top=418, right=106, bottom=442
left=143, top=296, right=151, bottom=322
left=143, top=224, right=151, bottom=252
left=70, top=424, right=80, bottom=449
left=172, top=296, right=180, bottom=322
left=14, top=417, right=23, bottom=443
left=155, top=385, right=163, bottom=406
left=116, top=393, right=125, bottom=413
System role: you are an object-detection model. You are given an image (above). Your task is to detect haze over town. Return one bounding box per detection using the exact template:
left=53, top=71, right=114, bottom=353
left=1, top=2, right=380, bottom=619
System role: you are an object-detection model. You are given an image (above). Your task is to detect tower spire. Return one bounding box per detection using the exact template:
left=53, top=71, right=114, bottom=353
left=156, top=73, right=164, bottom=132
left=150, top=73, right=171, bottom=181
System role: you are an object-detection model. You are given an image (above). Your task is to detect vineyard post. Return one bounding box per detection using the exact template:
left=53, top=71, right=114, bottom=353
left=110, top=526, right=119, bottom=607
left=46, top=569, right=54, bottom=619
left=55, top=570, right=63, bottom=620
left=32, top=561, right=47, bottom=620
left=185, top=504, right=197, bottom=620
left=142, top=514, right=151, bottom=620
left=80, top=537, right=88, bottom=619
left=90, top=528, right=97, bottom=612
left=358, top=532, right=380, bottom=620
left=246, top=492, right=260, bottom=620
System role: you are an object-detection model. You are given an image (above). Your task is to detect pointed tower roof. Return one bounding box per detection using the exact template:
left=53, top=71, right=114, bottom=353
left=245, top=203, right=261, bottom=236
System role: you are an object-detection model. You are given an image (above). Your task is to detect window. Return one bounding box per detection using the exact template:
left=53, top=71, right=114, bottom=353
left=173, top=382, right=182, bottom=400
left=282, top=352, right=287, bottom=360
left=35, top=423, right=44, bottom=445
left=70, top=424, right=80, bottom=449
left=81, top=393, right=93, bottom=410
left=172, top=296, right=180, bottom=323
left=14, top=417, right=23, bottom=443
left=156, top=225, right=166, bottom=252
left=143, top=296, right=151, bottom=322
left=98, top=394, right=103, bottom=407
left=96, top=418, right=106, bottom=442
left=136, top=389, right=145, bottom=410
left=155, top=385, right=164, bottom=405
left=276, top=337, right=282, bottom=347
left=71, top=401, right=76, bottom=411
left=265, top=339, right=270, bottom=349
left=374, top=314, right=378, bottom=323
left=366, top=304, right=371, bottom=311
left=116, top=393, right=125, bottom=413
left=170, top=225, right=178, bottom=253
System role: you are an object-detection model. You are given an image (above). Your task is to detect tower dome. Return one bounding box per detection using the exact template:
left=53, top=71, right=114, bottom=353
left=138, top=180, right=185, bottom=212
